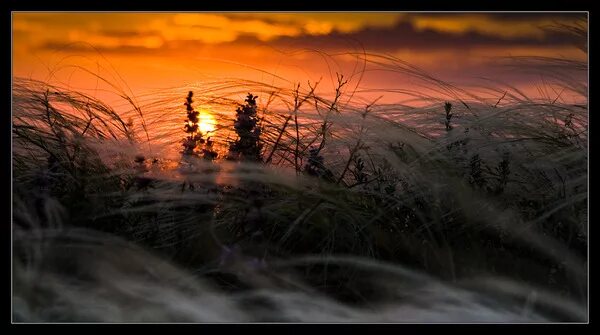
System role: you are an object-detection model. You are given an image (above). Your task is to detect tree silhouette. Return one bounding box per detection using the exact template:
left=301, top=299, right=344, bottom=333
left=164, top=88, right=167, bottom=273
left=229, top=93, right=262, bottom=161
left=444, top=102, right=453, bottom=131
left=182, top=91, right=204, bottom=156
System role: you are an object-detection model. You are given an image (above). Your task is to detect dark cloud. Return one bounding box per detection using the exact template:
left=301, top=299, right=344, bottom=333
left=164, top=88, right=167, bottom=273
left=257, top=20, right=584, bottom=52
left=405, top=13, right=587, bottom=21
left=36, top=15, right=585, bottom=56
left=39, top=39, right=223, bottom=55
left=38, top=41, right=159, bottom=54
left=98, top=30, right=162, bottom=38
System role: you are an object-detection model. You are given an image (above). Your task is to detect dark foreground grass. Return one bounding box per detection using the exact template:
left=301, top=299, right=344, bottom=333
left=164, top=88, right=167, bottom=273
left=12, top=51, right=587, bottom=322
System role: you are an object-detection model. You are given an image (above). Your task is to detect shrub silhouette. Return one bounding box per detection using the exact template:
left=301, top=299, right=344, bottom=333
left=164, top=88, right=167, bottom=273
left=229, top=93, right=262, bottom=162
left=495, top=152, right=511, bottom=194
left=202, top=136, right=218, bottom=161
left=182, top=91, right=204, bottom=157
left=304, top=147, right=334, bottom=182
left=468, top=154, right=486, bottom=189
left=181, top=91, right=217, bottom=160
left=444, top=102, right=453, bottom=131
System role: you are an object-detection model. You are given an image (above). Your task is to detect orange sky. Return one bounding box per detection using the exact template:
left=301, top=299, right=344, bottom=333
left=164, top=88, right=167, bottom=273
left=13, top=13, right=587, bottom=107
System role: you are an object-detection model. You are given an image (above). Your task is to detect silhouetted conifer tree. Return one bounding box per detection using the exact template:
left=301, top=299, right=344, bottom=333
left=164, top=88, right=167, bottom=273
left=229, top=93, right=262, bottom=161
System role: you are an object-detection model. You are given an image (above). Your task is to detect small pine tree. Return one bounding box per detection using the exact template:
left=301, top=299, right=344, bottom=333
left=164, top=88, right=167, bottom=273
left=229, top=93, right=262, bottom=161
left=468, top=154, right=486, bottom=188
left=444, top=102, right=453, bottom=131
left=182, top=91, right=204, bottom=156
left=495, top=153, right=511, bottom=194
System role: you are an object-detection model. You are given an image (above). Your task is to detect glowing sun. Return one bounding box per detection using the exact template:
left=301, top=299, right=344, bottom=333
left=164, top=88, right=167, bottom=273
left=198, top=110, right=216, bottom=134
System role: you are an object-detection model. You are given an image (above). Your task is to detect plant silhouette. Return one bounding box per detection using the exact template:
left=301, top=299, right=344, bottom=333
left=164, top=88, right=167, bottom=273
left=229, top=93, right=263, bottom=162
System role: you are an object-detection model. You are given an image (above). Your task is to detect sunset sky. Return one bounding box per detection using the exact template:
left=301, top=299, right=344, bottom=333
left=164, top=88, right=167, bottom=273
left=13, top=12, right=587, bottom=106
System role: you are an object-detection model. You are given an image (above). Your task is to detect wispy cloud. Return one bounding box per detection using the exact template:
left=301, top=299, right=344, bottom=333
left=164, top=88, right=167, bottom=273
left=14, top=13, right=585, bottom=56
left=405, top=13, right=586, bottom=39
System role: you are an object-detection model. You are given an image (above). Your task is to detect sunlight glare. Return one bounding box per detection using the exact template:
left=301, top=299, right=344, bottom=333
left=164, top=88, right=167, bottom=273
left=198, top=109, right=216, bottom=134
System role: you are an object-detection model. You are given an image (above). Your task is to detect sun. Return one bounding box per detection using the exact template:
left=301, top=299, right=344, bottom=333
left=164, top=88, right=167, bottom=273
left=198, top=110, right=216, bottom=134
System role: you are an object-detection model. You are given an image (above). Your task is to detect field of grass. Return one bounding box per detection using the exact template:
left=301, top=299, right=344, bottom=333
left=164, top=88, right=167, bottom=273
left=12, top=50, right=587, bottom=322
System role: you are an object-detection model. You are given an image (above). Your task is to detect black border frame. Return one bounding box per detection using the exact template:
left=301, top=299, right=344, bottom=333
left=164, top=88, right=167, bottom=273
left=3, top=0, right=594, bottom=331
